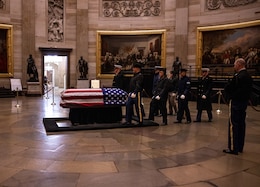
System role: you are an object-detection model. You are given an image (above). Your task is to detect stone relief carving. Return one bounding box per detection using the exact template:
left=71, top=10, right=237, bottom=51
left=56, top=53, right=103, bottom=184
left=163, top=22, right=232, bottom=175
left=48, top=0, right=64, bottom=42
left=206, top=0, right=257, bottom=10
left=0, top=0, right=6, bottom=10
left=102, top=0, right=161, bottom=17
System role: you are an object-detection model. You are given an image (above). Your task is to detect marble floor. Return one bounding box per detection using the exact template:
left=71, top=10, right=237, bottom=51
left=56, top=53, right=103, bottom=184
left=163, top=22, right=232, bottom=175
left=0, top=92, right=259, bottom=187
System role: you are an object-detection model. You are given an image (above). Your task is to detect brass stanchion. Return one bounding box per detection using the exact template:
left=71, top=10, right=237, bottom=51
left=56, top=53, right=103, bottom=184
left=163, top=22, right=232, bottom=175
left=51, top=86, right=56, bottom=105
left=45, top=84, right=49, bottom=99
left=216, top=89, right=222, bottom=114
left=15, top=87, right=20, bottom=108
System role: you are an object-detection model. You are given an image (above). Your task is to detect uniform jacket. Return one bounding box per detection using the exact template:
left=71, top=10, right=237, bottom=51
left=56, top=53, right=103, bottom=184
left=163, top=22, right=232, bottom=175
left=224, top=69, right=252, bottom=102
left=153, top=76, right=169, bottom=100
left=129, top=72, right=144, bottom=93
left=197, top=75, right=212, bottom=110
left=112, top=70, right=124, bottom=90
left=168, top=76, right=178, bottom=92
left=177, top=76, right=191, bottom=98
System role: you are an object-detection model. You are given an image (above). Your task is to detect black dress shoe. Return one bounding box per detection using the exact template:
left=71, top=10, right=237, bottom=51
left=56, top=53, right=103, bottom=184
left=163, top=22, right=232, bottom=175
left=186, top=121, right=191, bottom=124
left=161, top=122, right=167, bottom=126
left=208, top=119, right=213, bottom=122
left=122, top=122, right=132, bottom=126
left=174, top=121, right=182, bottom=123
left=137, top=122, right=143, bottom=126
left=223, top=149, right=238, bottom=155
left=193, top=120, right=201, bottom=123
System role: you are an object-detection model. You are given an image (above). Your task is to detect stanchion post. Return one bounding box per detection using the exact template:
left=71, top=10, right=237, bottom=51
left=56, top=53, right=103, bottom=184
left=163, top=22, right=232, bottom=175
left=45, top=84, right=49, bottom=99
left=216, top=89, right=222, bottom=114
left=51, top=86, right=56, bottom=105
left=15, top=87, right=20, bottom=108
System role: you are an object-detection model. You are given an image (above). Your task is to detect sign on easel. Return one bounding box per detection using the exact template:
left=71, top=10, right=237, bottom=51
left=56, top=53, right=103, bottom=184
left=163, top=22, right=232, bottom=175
left=10, top=79, right=22, bottom=107
left=10, top=79, right=22, bottom=91
left=90, top=79, right=100, bottom=88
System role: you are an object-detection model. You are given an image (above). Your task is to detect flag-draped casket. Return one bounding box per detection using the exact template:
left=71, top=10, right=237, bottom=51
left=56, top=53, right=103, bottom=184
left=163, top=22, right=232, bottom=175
left=60, top=88, right=128, bottom=108
left=60, top=88, right=128, bottom=124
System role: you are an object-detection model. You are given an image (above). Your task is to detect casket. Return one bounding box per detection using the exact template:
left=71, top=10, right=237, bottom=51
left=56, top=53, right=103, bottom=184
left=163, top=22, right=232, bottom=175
left=60, top=88, right=128, bottom=124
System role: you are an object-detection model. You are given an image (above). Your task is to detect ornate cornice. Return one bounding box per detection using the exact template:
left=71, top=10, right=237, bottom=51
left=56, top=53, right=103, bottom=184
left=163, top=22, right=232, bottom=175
left=102, top=0, right=161, bottom=17
left=206, top=0, right=257, bottom=10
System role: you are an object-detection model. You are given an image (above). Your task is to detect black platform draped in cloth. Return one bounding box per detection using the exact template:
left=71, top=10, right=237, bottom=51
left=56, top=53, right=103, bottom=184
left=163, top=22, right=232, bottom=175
left=69, top=106, right=122, bottom=124
left=43, top=117, right=159, bottom=132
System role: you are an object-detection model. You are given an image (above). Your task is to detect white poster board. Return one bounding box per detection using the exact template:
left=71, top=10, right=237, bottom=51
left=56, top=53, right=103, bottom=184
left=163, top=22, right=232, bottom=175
left=90, top=80, right=100, bottom=88
left=10, top=79, right=22, bottom=91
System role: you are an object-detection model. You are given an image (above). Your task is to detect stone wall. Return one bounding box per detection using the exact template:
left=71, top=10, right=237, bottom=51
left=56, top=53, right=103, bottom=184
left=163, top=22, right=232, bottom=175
left=0, top=0, right=259, bottom=88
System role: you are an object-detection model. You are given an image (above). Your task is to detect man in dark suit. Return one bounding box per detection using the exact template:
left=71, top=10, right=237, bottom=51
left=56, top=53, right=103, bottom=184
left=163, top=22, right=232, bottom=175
left=194, top=68, right=213, bottom=122
left=223, top=58, right=252, bottom=155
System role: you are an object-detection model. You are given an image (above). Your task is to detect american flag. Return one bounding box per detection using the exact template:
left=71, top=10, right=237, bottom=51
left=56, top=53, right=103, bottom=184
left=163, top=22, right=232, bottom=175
left=60, top=88, right=127, bottom=108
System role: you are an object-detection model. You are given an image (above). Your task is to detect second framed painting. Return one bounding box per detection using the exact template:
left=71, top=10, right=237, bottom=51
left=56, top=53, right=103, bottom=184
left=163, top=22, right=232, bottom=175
left=96, top=29, right=166, bottom=78
left=197, top=20, right=260, bottom=78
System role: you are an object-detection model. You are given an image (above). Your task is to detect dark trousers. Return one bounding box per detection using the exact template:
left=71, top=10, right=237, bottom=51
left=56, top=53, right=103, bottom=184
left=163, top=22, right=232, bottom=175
left=149, top=98, right=167, bottom=124
left=177, top=98, right=191, bottom=122
left=196, top=109, right=212, bottom=121
left=228, top=100, right=248, bottom=153
left=126, top=92, right=144, bottom=124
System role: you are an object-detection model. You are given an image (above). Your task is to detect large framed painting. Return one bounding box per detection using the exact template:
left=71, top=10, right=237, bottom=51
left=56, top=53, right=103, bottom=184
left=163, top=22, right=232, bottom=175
left=197, top=20, right=260, bottom=78
left=96, top=29, right=166, bottom=78
left=0, top=24, right=13, bottom=78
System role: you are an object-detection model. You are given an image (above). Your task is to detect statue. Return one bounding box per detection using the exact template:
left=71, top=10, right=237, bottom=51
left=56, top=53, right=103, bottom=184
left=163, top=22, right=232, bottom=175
left=27, top=54, right=39, bottom=82
left=78, top=56, right=88, bottom=79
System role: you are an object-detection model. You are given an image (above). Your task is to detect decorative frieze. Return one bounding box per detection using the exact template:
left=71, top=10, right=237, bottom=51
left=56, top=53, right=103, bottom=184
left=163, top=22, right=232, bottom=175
left=102, top=0, right=161, bottom=17
left=48, top=0, right=64, bottom=42
left=206, top=0, right=257, bottom=10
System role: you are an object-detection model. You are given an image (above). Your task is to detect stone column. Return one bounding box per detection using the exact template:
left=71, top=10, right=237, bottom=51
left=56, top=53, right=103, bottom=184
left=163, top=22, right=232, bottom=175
left=174, top=0, right=188, bottom=66
left=22, top=0, right=36, bottom=84
left=76, top=1, right=89, bottom=80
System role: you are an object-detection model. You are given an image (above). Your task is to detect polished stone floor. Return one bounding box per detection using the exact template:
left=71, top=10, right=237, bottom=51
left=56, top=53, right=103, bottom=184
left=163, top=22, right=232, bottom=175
left=0, top=92, right=259, bottom=187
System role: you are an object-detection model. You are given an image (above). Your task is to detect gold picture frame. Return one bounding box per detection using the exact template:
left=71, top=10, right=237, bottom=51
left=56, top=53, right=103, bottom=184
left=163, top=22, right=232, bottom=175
left=0, top=23, right=13, bottom=77
left=96, top=29, right=166, bottom=78
left=197, top=20, right=260, bottom=78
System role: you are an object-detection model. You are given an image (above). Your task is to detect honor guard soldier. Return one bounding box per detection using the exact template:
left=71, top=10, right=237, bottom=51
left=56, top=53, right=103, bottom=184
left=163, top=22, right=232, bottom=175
left=124, top=63, right=144, bottom=126
left=174, top=68, right=191, bottom=124
left=194, top=67, right=213, bottom=122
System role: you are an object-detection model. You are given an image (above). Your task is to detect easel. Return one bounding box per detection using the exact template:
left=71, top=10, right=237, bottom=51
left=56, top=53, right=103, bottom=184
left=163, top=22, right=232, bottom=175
left=10, top=79, right=22, bottom=108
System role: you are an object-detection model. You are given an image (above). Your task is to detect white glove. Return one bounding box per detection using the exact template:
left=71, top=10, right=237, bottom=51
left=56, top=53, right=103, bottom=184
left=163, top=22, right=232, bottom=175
left=180, top=95, right=185, bottom=99
left=131, top=93, right=136, bottom=98
left=202, top=95, right=207, bottom=99
left=155, top=96, right=160, bottom=100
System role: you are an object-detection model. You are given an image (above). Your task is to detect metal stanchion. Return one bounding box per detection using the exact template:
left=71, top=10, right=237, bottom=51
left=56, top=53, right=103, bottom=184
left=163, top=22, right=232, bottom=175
left=216, top=89, right=222, bottom=114
left=45, top=84, right=49, bottom=99
left=51, top=86, right=56, bottom=105
left=15, top=87, right=20, bottom=108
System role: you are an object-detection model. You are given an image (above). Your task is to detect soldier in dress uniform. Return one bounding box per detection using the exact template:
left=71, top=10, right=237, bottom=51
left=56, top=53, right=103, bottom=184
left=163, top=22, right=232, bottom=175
left=112, top=63, right=124, bottom=90
left=194, top=68, right=213, bottom=122
left=124, top=63, right=144, bottom=126
left=174, top=68, right=191, bottom=124
left=148, top=68, right=169, bottom=125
